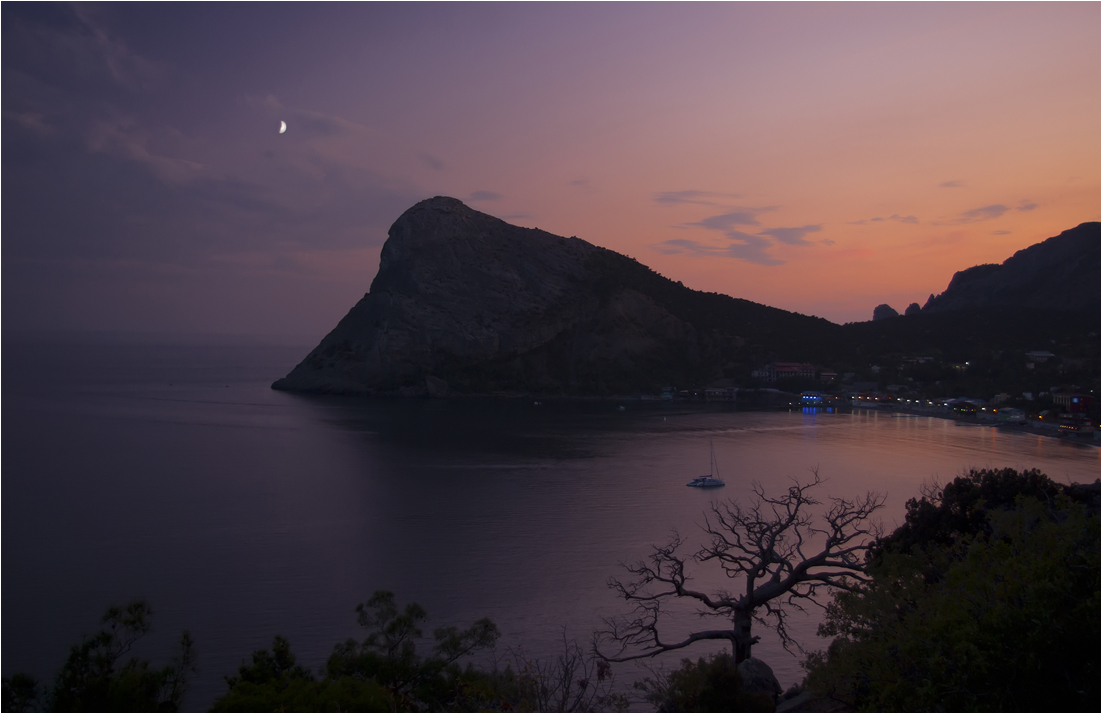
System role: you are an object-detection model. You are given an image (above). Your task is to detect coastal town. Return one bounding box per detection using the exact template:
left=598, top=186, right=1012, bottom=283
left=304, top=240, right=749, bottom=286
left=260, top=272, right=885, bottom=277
left=653, top=350, right=1099, bottom=439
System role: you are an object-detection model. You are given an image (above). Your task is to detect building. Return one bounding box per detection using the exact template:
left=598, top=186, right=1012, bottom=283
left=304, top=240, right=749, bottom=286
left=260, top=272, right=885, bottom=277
left=752, top=362, right=817, bottom=383
left=1025, top=350, right=1056, bottom=363
left=1053, top=393, right=1093, bottom=414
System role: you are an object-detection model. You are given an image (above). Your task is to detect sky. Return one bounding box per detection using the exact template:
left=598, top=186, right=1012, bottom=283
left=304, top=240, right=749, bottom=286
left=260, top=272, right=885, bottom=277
left=4, top=2, right=1099, bottom=338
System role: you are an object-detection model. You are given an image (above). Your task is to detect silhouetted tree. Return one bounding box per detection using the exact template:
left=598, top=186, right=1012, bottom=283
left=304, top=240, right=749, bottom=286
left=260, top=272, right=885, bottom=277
left=2, top=601, right=195, bottom=713
left=598, top=472, right=884, bottom=664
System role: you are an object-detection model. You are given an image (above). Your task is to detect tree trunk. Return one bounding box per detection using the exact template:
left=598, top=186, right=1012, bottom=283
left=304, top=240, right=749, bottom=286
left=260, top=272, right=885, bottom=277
left=732, top=608, right=753, bottom=663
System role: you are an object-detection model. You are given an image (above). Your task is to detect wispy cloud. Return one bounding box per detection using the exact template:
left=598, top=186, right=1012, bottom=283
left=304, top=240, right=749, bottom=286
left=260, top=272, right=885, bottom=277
left=939, top=180, right=966, bottom=188
left=468, top=190, right=501, bottom=202
left=653, top=190, right=741, bottom=207
left=652, top=234, right=784, bottom=266
left=849, top=214, right=918, bottom=226
left=726, top=232, right=785, bottom=266
left=1017, top=200, right=1038, bottom=212
left=689, top=211, right=763, bottom=230
left=959, top=204, right=1009, bottom=222
left=992, top=230, right=1011, bottom=235
left=418, top=152, right=444, bottom=171
left=758, top=224, right=822, bottom=246
left=931, top=204, right=1010, bottom=226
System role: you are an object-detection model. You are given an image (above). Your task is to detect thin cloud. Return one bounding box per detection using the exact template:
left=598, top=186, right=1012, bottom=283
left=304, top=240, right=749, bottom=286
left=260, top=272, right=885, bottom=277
left=993, top=230, right=1012, bottom=235
left=653, top=190, right=741, bottom=206
left=758, top=224, right=821, bottom=246
left=418, top=152, right=444, bottom=171
left=820, top=239, right=836, bottom=246
left=932, top=204, right=1010, bottom=226
left=849, top=214, right=918, bottom=226
left=569, top=178, right=588, bottom=187
left=726, top=231, right=785, bottom=266
left=1017, top=200, right=1038, bottom=212
left=689, top=211, right=762, bottom=230
left=468, top=190, right=501, bottom=202
left=960, top=204, right=1009, bottom=222
left=939, top=180, right=966, bottom=188
left=652, top=234, right=784, bottom=266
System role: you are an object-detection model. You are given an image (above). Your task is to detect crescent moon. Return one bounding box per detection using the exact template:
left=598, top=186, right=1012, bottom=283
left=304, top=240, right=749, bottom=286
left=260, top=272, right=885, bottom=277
left=279, top=121, right=287, bottom=134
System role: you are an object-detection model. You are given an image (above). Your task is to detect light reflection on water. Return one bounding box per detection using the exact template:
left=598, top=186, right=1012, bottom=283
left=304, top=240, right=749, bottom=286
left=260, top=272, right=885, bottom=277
left=3, top=339, right=1098, bottom=709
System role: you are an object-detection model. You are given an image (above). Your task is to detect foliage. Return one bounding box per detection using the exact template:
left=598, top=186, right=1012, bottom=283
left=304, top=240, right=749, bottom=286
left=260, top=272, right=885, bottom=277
left=211, top=636, right=391, bottom=713
left=324, top=590, right=500, bottom=708
left=599, top=472, right=884, bottom=663
left=213, top=592, right=631, bottom=712
left=870, top=467, right=1071, bottom=565
left=1, top=675, right=40, bottom=714
left=633, top=653, right=772, bottom=713
left=1, top=601, right=195, bottom=713
left=805, top=470, right=1100, bottom=711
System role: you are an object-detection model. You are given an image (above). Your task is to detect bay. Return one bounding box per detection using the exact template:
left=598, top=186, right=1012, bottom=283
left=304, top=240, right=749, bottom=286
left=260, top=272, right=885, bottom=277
left=3, top=336, right=1097, bottom=710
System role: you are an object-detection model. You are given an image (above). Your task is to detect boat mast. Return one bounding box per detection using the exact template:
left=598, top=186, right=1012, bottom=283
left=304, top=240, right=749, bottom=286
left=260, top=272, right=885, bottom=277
left=710, top=439, right=720, bottom=479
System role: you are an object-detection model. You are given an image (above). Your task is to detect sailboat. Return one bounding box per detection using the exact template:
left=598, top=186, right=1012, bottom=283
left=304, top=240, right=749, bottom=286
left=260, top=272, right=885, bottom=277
left=686, top=441, right=726, bottom=487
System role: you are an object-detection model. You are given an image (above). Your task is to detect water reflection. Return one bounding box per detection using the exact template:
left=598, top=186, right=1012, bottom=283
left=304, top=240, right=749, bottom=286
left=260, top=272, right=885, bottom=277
left=3, top=341, right=1097, bottom=709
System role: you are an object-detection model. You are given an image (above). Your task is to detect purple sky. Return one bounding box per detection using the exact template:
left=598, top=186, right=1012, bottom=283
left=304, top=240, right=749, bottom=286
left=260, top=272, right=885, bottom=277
left=4, top=3, right=1098, bottom=337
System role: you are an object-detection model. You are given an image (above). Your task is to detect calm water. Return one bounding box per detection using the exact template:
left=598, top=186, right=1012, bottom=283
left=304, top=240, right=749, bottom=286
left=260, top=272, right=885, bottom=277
left=3, top=337, right=1098, bottom=709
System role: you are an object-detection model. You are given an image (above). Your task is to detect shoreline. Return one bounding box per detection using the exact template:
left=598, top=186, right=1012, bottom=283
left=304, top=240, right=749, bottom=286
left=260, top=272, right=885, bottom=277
left=838, top=402, right=1100, bottom=447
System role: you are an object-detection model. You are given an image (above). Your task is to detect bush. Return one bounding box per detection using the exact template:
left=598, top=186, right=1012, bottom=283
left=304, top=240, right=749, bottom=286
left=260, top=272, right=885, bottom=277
left=2, top=601, right=195, bottom=713
left=634, top=653, right=772, bottom=712
left=805, top=470, right=1100, bottom=711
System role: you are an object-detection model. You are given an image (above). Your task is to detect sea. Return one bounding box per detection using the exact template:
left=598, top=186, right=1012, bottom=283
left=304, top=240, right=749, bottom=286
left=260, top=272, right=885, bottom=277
left=3, top=335, right=1098, bottom=710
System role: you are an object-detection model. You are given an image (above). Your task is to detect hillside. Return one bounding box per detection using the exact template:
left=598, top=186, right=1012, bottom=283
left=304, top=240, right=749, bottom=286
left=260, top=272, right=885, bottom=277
left=274, top=200, right=1098, bottom=397
left=272, top=197, right=840, bottom=396
left=921, top=222, right=1099, bottom=313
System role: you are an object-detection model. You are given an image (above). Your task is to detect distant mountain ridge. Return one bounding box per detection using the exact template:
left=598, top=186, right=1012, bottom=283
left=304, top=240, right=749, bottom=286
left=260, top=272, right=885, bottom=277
left=274, top=199, right=1098, bottom=397
left=921, top=222, right=1100, bottom=313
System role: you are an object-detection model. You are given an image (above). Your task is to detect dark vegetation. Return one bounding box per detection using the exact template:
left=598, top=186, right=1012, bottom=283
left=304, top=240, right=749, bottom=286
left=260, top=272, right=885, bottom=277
left=633, top=654, right=774, bottom=712
left=423, top=244, right=1100, bottom=400
left=1, top=602, right=194, bottom=713
left=804, top=468, right=1100, bottom=712
left=214, top=590, right=628, bottom=713
left=5, top=469, right=1097, bottom=712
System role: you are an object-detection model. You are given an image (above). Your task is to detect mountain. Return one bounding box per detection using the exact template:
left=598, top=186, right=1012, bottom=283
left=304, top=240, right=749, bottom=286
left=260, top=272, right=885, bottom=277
left=273, top=199, right=1098, bottom=397
left=273, top=197, right=839, bottom=396
left=921, top=222, right=1100, bottom=313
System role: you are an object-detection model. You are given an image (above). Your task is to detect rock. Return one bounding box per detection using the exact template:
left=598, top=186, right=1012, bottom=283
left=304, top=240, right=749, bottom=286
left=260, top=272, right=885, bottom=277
left=737, top=657, right=782, bottom=705
left=904, top=302, right=922, bottom=316
left=922, top=222, right=1100, bottom=313
left=425, top=375, right=449, bottom=398
left=872, top=304, right=899, bottom=321
left=272, top=197, right=838, bottom=396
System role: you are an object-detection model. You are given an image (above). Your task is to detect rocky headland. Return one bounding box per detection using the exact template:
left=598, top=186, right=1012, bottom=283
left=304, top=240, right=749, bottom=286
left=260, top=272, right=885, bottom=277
left=272, top=197, right=837, bottom=396
left=274, top=199, right=1098, bottom=398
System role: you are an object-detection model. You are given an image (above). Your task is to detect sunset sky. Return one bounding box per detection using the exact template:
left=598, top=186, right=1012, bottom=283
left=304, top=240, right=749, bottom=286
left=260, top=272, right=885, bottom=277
left=4, top=3, right=1098, bottom=337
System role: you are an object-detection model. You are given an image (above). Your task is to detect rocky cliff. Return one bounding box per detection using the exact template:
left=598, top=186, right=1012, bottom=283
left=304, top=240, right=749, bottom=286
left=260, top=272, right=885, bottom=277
left=273, top=197, right=837, bottom=396
left=922, top=222, right=1100, bottom=313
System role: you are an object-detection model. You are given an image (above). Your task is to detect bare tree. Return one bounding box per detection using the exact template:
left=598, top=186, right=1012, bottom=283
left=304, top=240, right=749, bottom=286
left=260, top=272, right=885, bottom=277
left=598, top=471, right=884, bottom=664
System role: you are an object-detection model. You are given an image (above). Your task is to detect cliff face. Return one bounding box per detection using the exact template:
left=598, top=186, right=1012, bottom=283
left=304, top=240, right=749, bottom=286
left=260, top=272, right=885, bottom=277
left=273, top=197, right=836, bottom=396
left=922, top=222, right=1100, bottom=313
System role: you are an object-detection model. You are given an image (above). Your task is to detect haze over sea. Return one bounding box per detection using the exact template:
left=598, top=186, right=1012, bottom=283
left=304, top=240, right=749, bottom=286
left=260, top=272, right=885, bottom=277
left=4, top=334, right=1098, bottom=710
